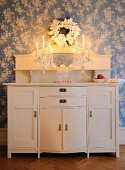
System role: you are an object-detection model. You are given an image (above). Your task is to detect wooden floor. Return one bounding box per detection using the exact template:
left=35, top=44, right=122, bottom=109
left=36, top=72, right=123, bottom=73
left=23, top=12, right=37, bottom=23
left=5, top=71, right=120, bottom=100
left=0, top=146, right=125, bottom=170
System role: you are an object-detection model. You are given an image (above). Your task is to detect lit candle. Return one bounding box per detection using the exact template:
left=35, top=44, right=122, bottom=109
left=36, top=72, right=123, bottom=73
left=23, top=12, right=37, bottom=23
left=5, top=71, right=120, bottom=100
left=48, top=42, right=51, bottom=54
left=42, top=35, right=45, bottom=49
left=75, top=41, right=78, bottom=54
left=36, top=42, right=38, bottom=57
left=82, top=35, right=85, bottom=49
left=75, top=41, right=78, bottom=47
left=88, top=41, right=91, bottom=51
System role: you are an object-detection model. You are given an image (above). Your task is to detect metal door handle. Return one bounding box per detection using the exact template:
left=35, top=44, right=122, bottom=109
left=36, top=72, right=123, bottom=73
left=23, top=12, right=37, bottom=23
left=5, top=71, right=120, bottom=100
left=59, top=124, right=61, bottom=131
left=34, top=111, right=37, bottom=118
left=89, top=111, right=92, bottom=118
left=65, top=124, right=68, bottom=131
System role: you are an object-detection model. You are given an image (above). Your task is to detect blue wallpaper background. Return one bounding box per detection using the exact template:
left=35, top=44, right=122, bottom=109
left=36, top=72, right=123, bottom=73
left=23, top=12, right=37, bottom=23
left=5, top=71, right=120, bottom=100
left=0, top=0, right=125, bottom=127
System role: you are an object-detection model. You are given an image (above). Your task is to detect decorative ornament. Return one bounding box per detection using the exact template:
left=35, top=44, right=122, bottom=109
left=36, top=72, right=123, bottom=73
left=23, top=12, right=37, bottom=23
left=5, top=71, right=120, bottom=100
left=48, top=18, right=81, bottom=47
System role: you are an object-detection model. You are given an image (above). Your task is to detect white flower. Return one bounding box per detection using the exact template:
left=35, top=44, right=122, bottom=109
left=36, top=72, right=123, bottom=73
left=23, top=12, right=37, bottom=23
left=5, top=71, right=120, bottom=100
left=48, top=18, right=81, bottom=47
left=52, top=34, right=67, bottom=47
left=66, top=33, right=74, bottom=45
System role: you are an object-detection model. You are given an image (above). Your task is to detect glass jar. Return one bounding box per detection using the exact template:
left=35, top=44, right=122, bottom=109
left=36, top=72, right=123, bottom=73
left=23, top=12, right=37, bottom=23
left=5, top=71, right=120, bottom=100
left=56, top=64, right=69, bottom=81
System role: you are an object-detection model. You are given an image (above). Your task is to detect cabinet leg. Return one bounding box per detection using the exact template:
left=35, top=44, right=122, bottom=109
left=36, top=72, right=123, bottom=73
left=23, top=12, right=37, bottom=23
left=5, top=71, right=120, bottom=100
left=8, top=151, right=11, bottom=158
left=38, top=153, right=40, bottom=159
left=87, top=150, right=89, bottom=158
left=116, top=151, right=120, bottom=158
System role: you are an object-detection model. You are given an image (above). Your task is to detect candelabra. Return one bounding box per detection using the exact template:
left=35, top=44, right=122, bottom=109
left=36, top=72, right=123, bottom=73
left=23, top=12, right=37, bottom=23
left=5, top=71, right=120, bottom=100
left=34, top=44, right=92, bottom=83
left=34, top=51, right=55, bottom=82
left=72, top=48, right=92, bottom=82
left=80, top=50, right=92, bottom=82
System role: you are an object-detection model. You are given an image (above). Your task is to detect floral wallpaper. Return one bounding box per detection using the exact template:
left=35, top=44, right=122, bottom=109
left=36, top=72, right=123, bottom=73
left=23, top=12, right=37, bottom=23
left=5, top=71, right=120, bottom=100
left=0, top=0, right=125, bottom=127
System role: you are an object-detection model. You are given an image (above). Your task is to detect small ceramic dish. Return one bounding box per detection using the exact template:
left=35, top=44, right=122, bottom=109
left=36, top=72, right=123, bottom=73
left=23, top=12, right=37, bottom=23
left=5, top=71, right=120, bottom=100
left=93, top=78, right=106, bottom=83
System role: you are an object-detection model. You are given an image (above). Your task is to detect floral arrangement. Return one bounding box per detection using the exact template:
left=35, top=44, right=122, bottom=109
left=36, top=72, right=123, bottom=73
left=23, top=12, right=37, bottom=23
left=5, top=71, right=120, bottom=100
left=48, top=18, right=81, bottom=47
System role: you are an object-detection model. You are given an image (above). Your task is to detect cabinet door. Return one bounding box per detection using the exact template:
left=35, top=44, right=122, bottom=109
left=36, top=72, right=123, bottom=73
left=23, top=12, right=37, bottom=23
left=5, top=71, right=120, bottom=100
left=40, top=108, right=62, bottom=151
left=9, top=87, right=38, bottom=148
left=88, top=87, right=115, bottom=148
left=63, top=108, right=86, bottom=150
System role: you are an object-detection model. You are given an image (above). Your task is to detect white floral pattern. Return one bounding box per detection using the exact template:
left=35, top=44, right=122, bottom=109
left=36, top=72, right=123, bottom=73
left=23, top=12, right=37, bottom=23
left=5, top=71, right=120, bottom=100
left=0, top=0, right=125, bottom=127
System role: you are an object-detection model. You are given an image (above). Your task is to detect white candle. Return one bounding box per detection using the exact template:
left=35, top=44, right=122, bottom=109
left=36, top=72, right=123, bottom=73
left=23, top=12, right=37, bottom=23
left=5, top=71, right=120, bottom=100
left=82, top=35, right=85, bottom=49
left=88, top=41, right=91, bottom=51
left=36, top=42, right=38, bottom=57
left=48, top=42, right=51, bottom=54
left=75, top=41, right=78, bottom=47
left=75, top=41, right=78, bottom=54
left=42, top=35, right=45, bottom=49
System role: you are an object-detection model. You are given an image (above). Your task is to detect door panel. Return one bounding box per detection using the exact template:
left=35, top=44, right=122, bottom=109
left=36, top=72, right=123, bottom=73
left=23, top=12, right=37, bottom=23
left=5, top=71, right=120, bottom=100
left=10, top=87, right=38, bottom=148
left=40, top=108, right=62, bottom=151
left=88, top=87, right=115, bottom=148
left=89, top=87, right=115, bottom=108
left=12, top=108, right=37, bottom=148
left=13, top=87, right=38, bottom=109
left=89, top=108, right=115, bottom=148
left=63, top=108, right=86, bottom=150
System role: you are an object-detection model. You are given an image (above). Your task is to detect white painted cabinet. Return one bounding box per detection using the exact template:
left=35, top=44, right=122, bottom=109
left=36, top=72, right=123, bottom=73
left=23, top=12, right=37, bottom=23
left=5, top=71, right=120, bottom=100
left=88, top=86, right=117, bottom=153
left=40, top=86, right=87, bottom=153
left=6, top=84, right=119, bottom=158
left=5, top=45, right=119, bottom=158
left=40, top=108, right=86, bottom=152
left=7, top=86, right=38, bottom=158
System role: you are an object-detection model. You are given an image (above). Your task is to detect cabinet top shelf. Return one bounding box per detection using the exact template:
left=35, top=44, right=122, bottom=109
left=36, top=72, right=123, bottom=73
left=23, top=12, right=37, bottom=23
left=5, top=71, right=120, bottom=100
left=14, top=45, right=111, bottom=56
left=14, top=68, right=111, bottom=71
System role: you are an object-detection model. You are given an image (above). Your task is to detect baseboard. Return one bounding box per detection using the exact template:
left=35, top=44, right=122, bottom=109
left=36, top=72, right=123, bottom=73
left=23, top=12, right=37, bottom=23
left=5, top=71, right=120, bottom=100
left=0, top=128, right=7, bottom=145
left=0, top=127, right=125, bottom=145
left=119, top=127, right=125, bottom=144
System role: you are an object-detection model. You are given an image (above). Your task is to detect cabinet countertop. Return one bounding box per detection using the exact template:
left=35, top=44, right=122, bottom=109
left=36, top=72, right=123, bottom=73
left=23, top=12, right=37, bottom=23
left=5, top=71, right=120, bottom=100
left=3, top=82, right=119, bottom=87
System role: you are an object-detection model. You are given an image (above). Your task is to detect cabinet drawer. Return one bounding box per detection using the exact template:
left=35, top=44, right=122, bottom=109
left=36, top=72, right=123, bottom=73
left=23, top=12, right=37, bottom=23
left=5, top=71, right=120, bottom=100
left=40, top=87, right=87, bottom=97
left=40, top=97, right=86, bottom=107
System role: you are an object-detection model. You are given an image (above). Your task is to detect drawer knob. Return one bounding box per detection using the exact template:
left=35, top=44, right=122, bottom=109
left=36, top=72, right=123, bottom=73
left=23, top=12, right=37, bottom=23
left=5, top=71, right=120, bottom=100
left=59, top=99, right=67, bottom=103
left=59, top=88, right=67, bottom=92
